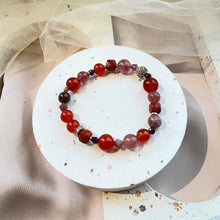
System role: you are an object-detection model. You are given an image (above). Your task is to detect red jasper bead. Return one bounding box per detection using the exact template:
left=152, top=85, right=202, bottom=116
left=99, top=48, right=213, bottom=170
left=137, top=129, right=150, bottom=143
left=78, top=129, right=92, bottom=143
left=60, top=110, right=73, bottom=123
left=106, top=59, right=116, bottom=71
left=143, top=77, right=158, bottom=92
left=98, top=134, right=115, bottom=152
left=149, top=102, right=161, bottom=113
left=66, top=77, right=81, bottom=92
left=67, top=119, right=80, bottom=133
left=94, top=63, right=106, bottom=76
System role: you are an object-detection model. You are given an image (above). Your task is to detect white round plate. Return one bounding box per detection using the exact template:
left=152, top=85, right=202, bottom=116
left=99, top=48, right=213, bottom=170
left=33, top=46, right=187, bottom=191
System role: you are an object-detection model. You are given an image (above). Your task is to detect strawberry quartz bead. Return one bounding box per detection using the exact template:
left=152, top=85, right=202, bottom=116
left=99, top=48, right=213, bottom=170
left=148, top=91, right=160, bottom=103
left=98, top=134, right=115, bottom=152
left=77, top=71, right=89, bottom=85
left=137, top=129, right=150, bottom=143
left=143, top=77, right=158, bottom=92
left=118, top=59, right=131, bottom=74
left=78, top=129, right=92, bottom=143
left=149, top=102, right=161, bottom=113
left=121, top=134, right=138, bottom=150
left=67, top=119, right=80, bottom=133
left=66, top=77, right=81, bottom=92
left=148, top=114, right=162, bottom=129
left=94, top=63, right=105, bottom=76
left=106, top=59, right=116, bottom=71
left=60, top=110, right=73, bottom=123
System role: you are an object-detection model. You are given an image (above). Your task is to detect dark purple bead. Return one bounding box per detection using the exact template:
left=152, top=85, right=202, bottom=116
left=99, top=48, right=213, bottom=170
left=88, top=69, right=95, bottom=76
left=91, top=136, right=99, bottom=144
left=144, top=73, right=151, bottom=78
left=59, top=103, right=68, bottom=111
left=58, top=91, right=70, bottom=103
left=148, top=127, right=155, bottom=134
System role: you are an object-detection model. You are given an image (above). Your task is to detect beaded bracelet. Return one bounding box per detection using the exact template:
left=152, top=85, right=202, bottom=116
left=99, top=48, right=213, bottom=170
left=58, top=59, right=162, bottom=153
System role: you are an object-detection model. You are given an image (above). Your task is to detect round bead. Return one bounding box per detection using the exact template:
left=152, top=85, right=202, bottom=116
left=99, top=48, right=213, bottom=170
left=91, top=136, right=99, bottom=144
left=136, top=66, right=148, bottom=78
left=94, top=63, right=106, bottom=76
left=137, top=129, right=150, bottom=143
left=98, top=134, right=115, bottom=152
left=106, top=59, right=116, bottom=71
left=77, top=71, right=89, bottom=85
left=60, top=110, right=73, bottom=123
left=59, top=103, right=68, bottom=111
left=148, top=127, right=155, bottom=134
left=88, top=69, right=95, bottom=76
left=149, top=102, right=161, bottom=113
left=148, top=91, right=160, bottom=103
left=58, top=91, right=70, bottom=103
left=66, top=77, right=81, bottom=92
left=67, top=119, right=80, bottom=133
left=78, top=129, right=92, bottom=143
left=131, top=64, right=138, bottom=71
left=118, top=59, right=131, bottom=74
left=121, top=134, right=138, bottom=150
left=144, top=73, right=151, bottom=78
left=148, top=114, right=162, bottom=129
left=143, top=77, right=158, bottom=92
left=115, top=139, right=123, bottom=149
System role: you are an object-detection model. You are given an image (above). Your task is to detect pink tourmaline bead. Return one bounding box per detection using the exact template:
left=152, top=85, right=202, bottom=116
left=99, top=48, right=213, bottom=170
left=77, top=71, right=89, bottom=85
left=131, top=64, right=138, bottom=71
left=148, top=91, right=160, bottom=103
left=148, top=114, right=162, bottom=129
left=118, top=59, right=131, bottom=74
left=121, top=134, right=138, bottom=150
left=59, top=103, right=68, bottom=111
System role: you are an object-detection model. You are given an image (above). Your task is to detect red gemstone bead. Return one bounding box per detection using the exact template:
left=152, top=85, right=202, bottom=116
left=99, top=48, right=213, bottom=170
left=94, top=63, right=106, bottom=76
left=67, top=119, right=80, bottom=133
left=149, top=102, right=161, bottom=113
left=143, top=77, right=158, bottom=92
left=106, top=59, right=116, bottom=71
left=60, top=110, right=73, bottom=123
left=137, top=129, right=150, bottom=143
left=78, top=129, right=92, bottom=143
left=98, top=134, right=115, bottom=152
left=66, top=77, right=81, bottom=92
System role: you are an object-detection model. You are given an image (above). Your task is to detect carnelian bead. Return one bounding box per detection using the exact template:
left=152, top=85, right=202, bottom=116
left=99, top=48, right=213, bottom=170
left=67, top=119, right=80, bottom=133
left=137, top=129, right=150, bottom=143
left=98, top=134, right=115, bottom=152
left=60, top=110, right=73, bottom=123
left=149, top=102, right=161, bottom=113
left=143, top=77, right=158, bottom=92
left=78, top=129, right=92, bottom=143
left=106, top=60, right=116, bottom=71
left=94, top=63, right=105, bottom=76
left=66, top=77, right=81, bottom=92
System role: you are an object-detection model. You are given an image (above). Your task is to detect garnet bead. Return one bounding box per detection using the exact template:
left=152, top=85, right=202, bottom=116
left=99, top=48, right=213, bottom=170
left=148, top=127, right=155, bottom=134
left=148, top=91, right=160, bottom=103
left=118, top=59, right=131, bottom=74
left=58, top=91, right=70, bottom=103
left=94, top=63, right=106, bottom=76
left=78, top=129, right=92, bottom=143
left=66, top=77, right=81, bottom=92
left=143, top=77, right=158, bottom=92
left=60, top=110, right=73, bottom=123
left=106, top=59, right=116, bottom=71
left=77, top=71, right=89, bottom=85
left=91, top=136, right=99, bottom=144
left=131, top=64, right=138, bottom=71
left=59, top=103, right=68, bottom=111
left=149, top=102, right=161, bottom=113
left=137, top=129, right=150, bottom=143
left=67, top=119, right=80, bottom=133
left=148, top=114, right=162, bottom=129
left=98, top=134, right=114, bottom=152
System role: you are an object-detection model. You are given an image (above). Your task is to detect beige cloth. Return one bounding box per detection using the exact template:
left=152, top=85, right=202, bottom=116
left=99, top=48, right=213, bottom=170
left=0, top=41, right=103, bottom=220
